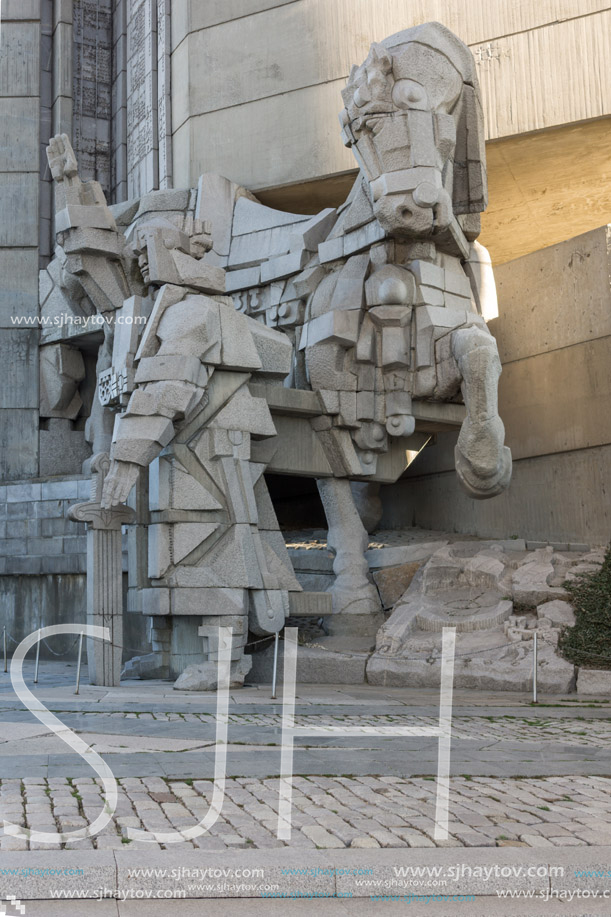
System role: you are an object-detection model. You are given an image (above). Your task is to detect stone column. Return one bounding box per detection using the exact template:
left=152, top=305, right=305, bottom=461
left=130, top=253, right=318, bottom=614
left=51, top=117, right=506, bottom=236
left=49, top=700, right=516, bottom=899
left=69, top=453, right=135, bottom=686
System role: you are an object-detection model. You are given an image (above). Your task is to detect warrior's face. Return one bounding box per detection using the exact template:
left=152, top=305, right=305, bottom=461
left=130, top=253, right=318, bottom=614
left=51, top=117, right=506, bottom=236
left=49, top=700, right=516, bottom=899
left=340, top=39, right=462, bottom=237
left=131, top=226, right=158, bottom=285
left=131, top=220, right=188, bottom=287
left=134, top=233, right=151, bottom=286
left=130, top=216, right=212, bottom=288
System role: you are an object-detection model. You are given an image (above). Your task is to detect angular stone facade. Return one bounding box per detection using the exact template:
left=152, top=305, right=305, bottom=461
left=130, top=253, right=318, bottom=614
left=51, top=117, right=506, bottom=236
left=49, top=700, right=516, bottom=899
left=0, top=3, right=609, bottom=692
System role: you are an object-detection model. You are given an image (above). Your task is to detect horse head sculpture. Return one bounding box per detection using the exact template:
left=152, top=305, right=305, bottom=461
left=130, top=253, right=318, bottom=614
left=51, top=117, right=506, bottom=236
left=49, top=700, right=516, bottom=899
left=340, top=22, right=486, bottom=240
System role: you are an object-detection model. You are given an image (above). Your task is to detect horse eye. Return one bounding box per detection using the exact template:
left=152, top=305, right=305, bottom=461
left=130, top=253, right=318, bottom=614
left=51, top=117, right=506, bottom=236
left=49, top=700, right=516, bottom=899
left=392, top=79, right=427, bottom=110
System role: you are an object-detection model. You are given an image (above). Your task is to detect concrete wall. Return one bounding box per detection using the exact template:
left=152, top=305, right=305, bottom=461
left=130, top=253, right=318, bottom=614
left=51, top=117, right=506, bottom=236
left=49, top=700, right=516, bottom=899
left=0, top=2, right=42, bottom=480
left=0, top=476, right=147, bottom=660
left=0, top=477, right=90, bottom=577
left=0, top=572, right=149, bottom=663
left=169, top=1, right=611, bottom=265
left=171, top=0, right=611, bottom=188
left=169, top=0, right=611, bottom=266
left=381, top=225, right=611, bottom=544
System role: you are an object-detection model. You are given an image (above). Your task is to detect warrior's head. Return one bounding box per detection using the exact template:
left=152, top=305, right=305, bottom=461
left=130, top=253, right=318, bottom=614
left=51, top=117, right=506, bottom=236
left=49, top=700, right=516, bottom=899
left=340, top=22, right=486, bottom=239
left=129, top=216, right=212, bottom=288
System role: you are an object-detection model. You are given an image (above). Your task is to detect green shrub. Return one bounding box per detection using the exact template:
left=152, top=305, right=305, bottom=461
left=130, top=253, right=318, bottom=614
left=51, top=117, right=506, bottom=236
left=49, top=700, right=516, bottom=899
left=558, top=546, right=611, bottom=669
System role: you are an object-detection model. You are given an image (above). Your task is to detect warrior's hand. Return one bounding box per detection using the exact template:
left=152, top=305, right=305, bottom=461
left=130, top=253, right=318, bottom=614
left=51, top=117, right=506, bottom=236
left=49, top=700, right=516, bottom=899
left=47, top=134, right=79, bottom=184
left=101, top=460, right=140, bottom=509
left=47, top=132, right=117, bottom=235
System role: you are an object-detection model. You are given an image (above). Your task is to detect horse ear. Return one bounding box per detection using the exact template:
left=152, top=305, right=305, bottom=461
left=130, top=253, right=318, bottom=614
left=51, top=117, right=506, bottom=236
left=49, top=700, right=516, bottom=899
left=368, top=42, right=392, bottom=73
left=452, top=80, right=487, bottom=219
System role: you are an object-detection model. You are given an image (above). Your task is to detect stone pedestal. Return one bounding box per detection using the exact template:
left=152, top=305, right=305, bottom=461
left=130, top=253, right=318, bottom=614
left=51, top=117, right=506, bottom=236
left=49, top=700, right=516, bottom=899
left=69, top=453, right=135, bottom=686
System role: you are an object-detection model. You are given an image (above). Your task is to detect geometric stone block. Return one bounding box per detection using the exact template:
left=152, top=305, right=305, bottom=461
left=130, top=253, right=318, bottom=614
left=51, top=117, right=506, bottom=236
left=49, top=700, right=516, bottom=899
left=211, top=386, right=276, bottom=437
left=218, top=303, right=262, bottom=370
left=0, top=408, right=38, bottom=479
left=366, top=542, right=448, bottom=569
left=140, top=588, right=171, bottom=616
left=287, top=591, right=333, bottom=616
left=247, top=319, right=293, bottom=378
left=260, top=248, right=310, bottom=283
left=0, top=173, right=38, bottom=246
left=577, top=668, right=611, bottom=696
left=0, top=249, right=39, bottom=328
left=318, top=236, right=344, bottom=263
left=172, top=522, right=219, bottom=564
left=0, top=98, right=38, bottom=171
left=289, top=207, right=337, bottom=252
left=249, top=641, right=367, bottom=685
left=39, top=418, right=92, bottom=476
left=173, top=654, right=252, bottom=691
left=148, top=524, right=171, bottom=579
left=0, top=330, right=39, bottom=408
left=232, top=195, right=310, bottom=237
left=149, top=457, right=222, bottom=512
left=512, top=550, right=568, bottom=606
left=0, top=22, right=39, bottom=97
left=112, top=414, right=174, bottom=462
left=39, top=343, right=85, bottom=419
left=174, top=587, right=247, bottom=617
left=134, top=354, right=203, bottom=385
left=302, top=309, right=361, bottom=348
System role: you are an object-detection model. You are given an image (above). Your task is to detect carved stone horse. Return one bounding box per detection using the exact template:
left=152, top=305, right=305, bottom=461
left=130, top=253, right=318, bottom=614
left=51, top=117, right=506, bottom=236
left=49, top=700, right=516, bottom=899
left=204, top=22, right=511, bottom=634
left=42, top=23, right=512, bottom=683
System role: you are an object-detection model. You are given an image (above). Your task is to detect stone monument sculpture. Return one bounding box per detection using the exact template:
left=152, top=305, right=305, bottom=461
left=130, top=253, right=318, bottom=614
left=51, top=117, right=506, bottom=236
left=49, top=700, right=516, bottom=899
left=46, top=138, right=301, bottom=689
left=45, top=22, right=511, bottom=687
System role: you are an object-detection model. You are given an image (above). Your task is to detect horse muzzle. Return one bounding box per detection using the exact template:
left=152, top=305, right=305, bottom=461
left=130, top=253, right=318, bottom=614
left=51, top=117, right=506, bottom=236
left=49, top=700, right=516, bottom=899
left=370, top=168, right=452, bottom=237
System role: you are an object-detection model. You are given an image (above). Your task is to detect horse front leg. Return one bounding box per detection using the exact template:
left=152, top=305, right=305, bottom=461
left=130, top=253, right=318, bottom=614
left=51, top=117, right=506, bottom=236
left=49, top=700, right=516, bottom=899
left=451, top=325, right=512, bottom=498
left=316, top=477, right=383, bottom=635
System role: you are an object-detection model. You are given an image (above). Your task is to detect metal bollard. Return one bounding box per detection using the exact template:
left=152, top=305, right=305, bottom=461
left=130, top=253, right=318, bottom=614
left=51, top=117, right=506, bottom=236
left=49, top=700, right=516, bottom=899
left=34, top=633, right=41, bottom=684
left=271, top=631, right=280, bottom=700
left=3, top=627, right=6, bottom=673
left=75, top=632, right=84, bottom=695
left=533, top=631, right=538, bottom=704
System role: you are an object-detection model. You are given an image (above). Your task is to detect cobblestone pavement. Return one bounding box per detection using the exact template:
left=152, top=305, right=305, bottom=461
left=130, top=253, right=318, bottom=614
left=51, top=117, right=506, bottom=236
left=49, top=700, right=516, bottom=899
left=2, top=665, right=611, bottom=855
left=109, top=711, right=611, bottom=748
left=3, top=711, right=611, bottom=748
left=2, top=774, right=611, bottom=852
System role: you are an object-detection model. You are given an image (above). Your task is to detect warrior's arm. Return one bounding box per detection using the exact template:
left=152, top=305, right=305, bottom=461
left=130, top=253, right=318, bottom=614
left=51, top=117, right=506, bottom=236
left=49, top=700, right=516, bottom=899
left=101, top=375, right=208, bottom=508
left=47, top=134, right=135, bottom=313
left=101, top=295, right=217, bottom=508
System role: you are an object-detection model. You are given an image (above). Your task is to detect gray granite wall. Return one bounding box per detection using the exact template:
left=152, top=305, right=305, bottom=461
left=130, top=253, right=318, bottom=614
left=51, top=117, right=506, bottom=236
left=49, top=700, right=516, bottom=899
left=0, top=1, right=42, bottom=481
left=72, top=0, right=113, bottom=194
left=0, top=476, right=148, bottom=661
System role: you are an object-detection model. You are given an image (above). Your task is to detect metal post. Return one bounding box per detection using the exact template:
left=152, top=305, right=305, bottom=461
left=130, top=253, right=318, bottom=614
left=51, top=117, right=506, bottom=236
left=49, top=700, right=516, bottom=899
left=533, top=631, right=538, bottom=704
left=271, top=631, right=280, bottom=699
left=75, top=632, right=84, bottom=695
left=34, top=634, right=41, bottom=684
left=3, top=627, right=6, bottom=673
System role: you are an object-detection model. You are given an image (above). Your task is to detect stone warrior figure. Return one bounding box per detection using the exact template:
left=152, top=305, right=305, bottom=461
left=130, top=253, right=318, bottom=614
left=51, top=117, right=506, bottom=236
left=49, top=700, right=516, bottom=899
left=47, top=136, right=301, bottom=689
